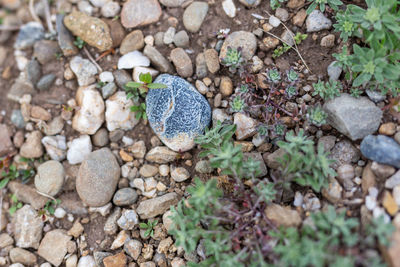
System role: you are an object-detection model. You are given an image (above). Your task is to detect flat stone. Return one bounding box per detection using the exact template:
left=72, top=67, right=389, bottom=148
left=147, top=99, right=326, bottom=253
left=70, top=56, right=98, bottom=87
left=14, top=22, right=44, bottom=49
left=121, top=0, right=162, bottom=28
left=361, top=135, right=400, bottom=169
left=103, top=252, right=127, bottom=267
left=234, top=113, right=257, bottom=140
left=265, top=204, right=301, bottom=227
left=113, top=188, right=138, bottom=206
left=120, top=30, right=144, bottom=55
left=33, top=40, right=61, bottom=64
left=64, top=11, right=113, bottom=51
left=170, top=48, right=193, bottom=78
left=219, top=31, right=257, bottom=61
left=143, top=45, right=173, bottom=73
left=8, top=181, right=48, bottom=209
left=306, top=10, right=332, bottom=32
left=323, top=94, right=382, bottom=141
left=146, top=74, right=211, bottom=152
left=76, top=148, right=120, bottom=207
left=146, top=146, right=178, bottom=163
left=10, top=248, right=37, bottom=266
left=136, top=192, right=179, bottom=219
left=12, top=205, right=43, bottom=249
left=20, top=131, right=43, bottom=158
left=183, top=1, right=208, bottom=33
left=0, top=124, right=13, bottom=156
left=56, top=14, right=79, bottom=56
left=35, top=160, right=64, bottom=197
left=38, top=230, right=71, bottom=266
left=117, top=50, right=150, bottom=70
left=67, top=135, right=92, bottom=165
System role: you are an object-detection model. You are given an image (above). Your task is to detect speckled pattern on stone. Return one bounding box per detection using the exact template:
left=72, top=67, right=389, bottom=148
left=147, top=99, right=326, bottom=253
left=146, top=74, right=211, bottom=152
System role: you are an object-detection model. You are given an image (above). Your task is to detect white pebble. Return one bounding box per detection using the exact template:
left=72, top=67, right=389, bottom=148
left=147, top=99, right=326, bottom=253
left=117, top=51, right=150, bottom=70
left=54, top=207, right=67, bottom=218
left=222, top=0, right=236, bottom=18
left=369, top=187, right=379, bottom=199
left=99, top=71, right=114, bottom=83
left=365, top=195, right=377, bottom=210
left=269, top=15, right=281, bottom=27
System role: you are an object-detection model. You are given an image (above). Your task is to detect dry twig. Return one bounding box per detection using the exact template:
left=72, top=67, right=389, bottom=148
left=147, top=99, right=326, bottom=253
left=83, top=46, right=103, bottom=72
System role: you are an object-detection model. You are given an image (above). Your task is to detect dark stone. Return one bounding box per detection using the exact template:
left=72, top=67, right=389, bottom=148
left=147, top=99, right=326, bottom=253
left=361, top=135, right=400, bottom=168
left=36, top=74, right=56, bottom=91
left=56, top=14, right=79, bottom=57
left=14, top=22, right=44, bottom=49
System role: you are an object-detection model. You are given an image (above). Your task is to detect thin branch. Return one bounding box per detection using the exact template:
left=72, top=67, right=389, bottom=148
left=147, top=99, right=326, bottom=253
left=83, top=46, right=103, bottom=72
left=0, top=25, right=20, bottom=31
left=36, top=190, right=56, bottom=201
left=262, top=10, right=312, bottom=73
left=41, top=0, right=55, bottom=33
left=29, top=0, right=42, bottom=25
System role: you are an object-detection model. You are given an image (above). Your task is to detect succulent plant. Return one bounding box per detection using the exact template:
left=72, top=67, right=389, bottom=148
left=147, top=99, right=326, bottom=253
left=221, top=46, right=245, bottom=73
left=230, top=95, right=246, bottom=113
left=307, top=106, right=328, bottom=127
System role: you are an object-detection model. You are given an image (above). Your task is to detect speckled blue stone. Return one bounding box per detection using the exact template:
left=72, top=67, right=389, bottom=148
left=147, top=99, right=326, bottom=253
left=146, top=74, right=211, bottom=152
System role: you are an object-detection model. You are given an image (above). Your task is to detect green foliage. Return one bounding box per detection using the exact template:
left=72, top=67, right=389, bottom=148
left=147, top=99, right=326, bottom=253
left=96, top=81, right=106, bottom=89
left=287, top=69, right=299, bottom=82
left=39, top=199, right=61, bottom=217
left=365, top=216, right=395, bottom=247
left=350, top=88, right=362, bottom=98
left=270, top=0, right=287, bottom=10
left=306, top=0, right=343, bottom=14
left=307, top=105, right=327, bottom=127
left=130, top=102, right=147, bottom=120
left=221, top=46, right=245, bottom=73
left=73, top=36, right=85, bottom=49
left=273, top=33, right=307, bottom=58
left=230, top=96, right=246, bottom=113
left=270, top=206, right=358, bottom=267
left=333, top=0, right=400, bottom=95
left=140, top=220, right=158, bottom=237
left=285, top=86, right=297, bottom=99
left=0, top=158, right=35, bottom=189
left=125, top=73, right=166, bottom=121
left=277, top=130, right=336, bottom=192
left=293, top=32, right=308, bottom=45
left=267, top=69, right=281, bottom=83
left=254, top=181, right=276, bottom=203
left=9, top=194, right=23, bottom=215
left=312, top=80, right=341, bottom=100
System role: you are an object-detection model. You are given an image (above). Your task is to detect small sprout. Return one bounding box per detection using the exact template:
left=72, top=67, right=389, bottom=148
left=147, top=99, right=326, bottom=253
left=312, top=80, right=341, bottom=100
left=273, top=123, right=286, bottom=137
left=350, top=88, right=362, bottom=98
left=221, top=46, right=245, bottom=73
left=55, top=52, right=63, bottom=60
left=96, top=81, right=106, bottom=89
left=9, top=194, right=23, bottom=215
left=307, top=105, right=328, bottom=127
left=285, top=86, right=297, bottom=99
left=140, top=220, right=158, bottom=237
left=293, top=32, right=308, bottom=45
left=287, top=69, right=299, bottom=82
left=267, top=69, right=281, bottom=83
left=239, top=84, right=249, bottom=93
left=125, top=73, right=166, bottom=95
left=38, top=199, right=61, bottom=220
left=273, top=44, right=291, bottom=58
left=130, top=103, right=147, bottom=120
left=257, top=124, right=268, bottom=137
left=230, top=96, right=246, bottom=113
left=73, top=36, right=85, bottom=49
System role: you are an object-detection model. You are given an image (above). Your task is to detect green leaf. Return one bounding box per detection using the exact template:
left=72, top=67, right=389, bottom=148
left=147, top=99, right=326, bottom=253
left=0, top=178, right=9, bottom=189
left=126, top=82, right=143, bottom=88
left=139, top=73, right=152, bottom=84
left=148, top=83, right=167, bottom=89
left=139, top=223, right=148, bottom=228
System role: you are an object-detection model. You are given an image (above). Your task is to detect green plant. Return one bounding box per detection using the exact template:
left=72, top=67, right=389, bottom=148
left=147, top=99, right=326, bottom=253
left=9, top=194, right=23, bottom=215
left=230, top=95, right=246, bottom=113
left=96, top=81, right=106, bottom=89
left=350, top=88, right=362, bottom=98
left=307, top=105, right=328, bottom=127
left=221, top=46, right=245, bottom=73
left=306, top=0, right=343, bottom=14
left=73, top=36, right=85, bottom=49
left=273, top=43, right=291, bottom=58
left=270, top=0, right=287, bottom=10
left=333, top=0, right=400, bottom=95
left=125, top=73, right=166, bottom=121
left=267, top=69, right=281, bottom=83
left=277, top=130, right=336, bottom=192
left=270, top=206, right=358, bottom=267
left=312, top=80, right=341, bottom=100
left=39, top=199, right=61, bottom=218
left=365, top=216, right=395, bottom=247
left=293, top=32, right=308, bottom=45
left=140, top=220, right=158, bottom=237
left=0, top=157, right=35, bottom=189
left=131, top=102, right=147, bottom=120
left=55, top=52, right=63, bottom=60
left=285, top=86, right=297, bottom=99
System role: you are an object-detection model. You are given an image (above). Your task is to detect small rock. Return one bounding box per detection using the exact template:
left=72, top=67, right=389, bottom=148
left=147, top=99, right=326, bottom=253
left=264, top=148, right=285, bottom=169
left=105, top=91, right=139, bottom=131
left=265, top=204, right=301, bottom=227
left=327, top=61, right=342, bottom=81
left=183, top=1, right=208, bottom=33
left=320, top=34, right=335, bottom=47
left=72, top=85, right=105, bottom=134
left=287, top=0, right=305, bottom=9
left=195, top=160, right=212, bottom=174
left=195, top=53, right=207, bottom=78
left=146, top=146, right=178, bottom=163
left=362, top=163, right=376, bottom=193
left=366, top=90, right=386, bottom=103
left=101, top=82, right=117, bottom=99
left=56, top=14, right=79, bottom=56
left=26, top=59, right=41, bottom=85
left=383, top=191, right=398, bottom=216
left=117, top=209, right=139, bottom=230
left=103, top=252, right=127, bottom=267
left=68, top=220, right=84, bottom=238
left=275, top=8, right=289, bottom=22
left=117, top=50, right=150, bottom=70
left=9, top=248, right=37, bottom=266
left=159, top=0, right=186, bottom=7
left=129, top=140, right=146, bottom=159
left=173, top=30, right=189, bottom=48
left=292, top=8, right=307, bottom=26
left=113, top=188, right=138, bottom=206
left=330, top=139, right=360, bottom=169
left=36, top=74, right=56, bottom=91
left=269, top=15, right=281, bottom=27
left=35, top=160, right=65, bottom=196
left=239, top=0, right=260, bottom=7
left=101, top=1, right=120, bottom=18
left=0, top=124, right=13, bottom=156
left=136, top=192, right=179, bottom=219
left=0, top=233, right=13, bottom=248
left=12, top=205, right=43, bottom=249
left=70, top=56, right=98, bottom=86
left=33, top=40, right=61, bottom=64
left=371, top=161, right=395, bottom=180
left=336, top=164, right=354, bottom=190
left=11, top=109, right=26, bottom=129
left=170, top=48, right=193, bottom=78
left=163, top=27, right=176, bottom=45
left=120, top=30, right=144, bottom=55
left=20, top=131, right=43, bottom=158
left=244, top=152, right=268, bottom=178
left=104, top=208, right=121, bottom=235
left=379, top=122, right=396, bottom=136
left=306, top=10, right=332, bottom=32
left=77, top=148, right=120, bottom=207
left=171, top=167, right=190, bottom=182
left=67, top=135, right=92, bottom=165
left=42, top=135, right=67, bottom=161
left=14, top=22, right=44, bottom=49
left=219, top=31, right=257, bottom=61
left=121, top=0, right=162, bottom=28
left=124, top=239, right=142, bottom=260
left=66, top=254, right=78, bottom=267
left=234, top=113, right=257, bottom=140
left=8, top=182, right=48, bottom=209
left=361, top=135, right=400, bottom=169
left=92, top=128, right=109, bottom=147
left=222, top=0, right=236, bottom=18
left=323, top=94, right=382, bottom=141
left=204, top=49, right=220, bottom=74
left=143, top=45, right=173, bottom=73
left=100, top=71, right=114, bottom=83
left=77, top=256, right=96, bottom=267
left=146, top=74, right=211, bottom=152
left=64, top=11, right=113, bottom=51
